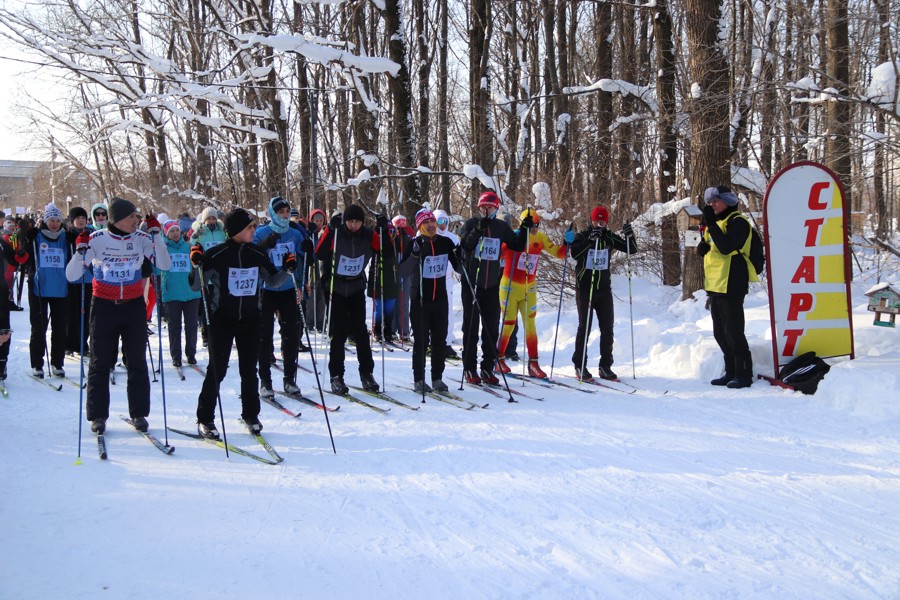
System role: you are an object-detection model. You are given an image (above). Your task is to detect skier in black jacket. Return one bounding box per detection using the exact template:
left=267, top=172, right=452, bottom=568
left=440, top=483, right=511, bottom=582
left=315, top=204, right=393, bottom=395
left=189, top=208, right=296, bottom=439
left=569, top=204, right=637, bottom=381
left=458, top=191, right=528, bottom=384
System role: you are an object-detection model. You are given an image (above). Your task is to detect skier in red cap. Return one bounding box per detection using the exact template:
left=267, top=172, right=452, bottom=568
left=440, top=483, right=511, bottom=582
left=569, top=204, right=637, bottom=381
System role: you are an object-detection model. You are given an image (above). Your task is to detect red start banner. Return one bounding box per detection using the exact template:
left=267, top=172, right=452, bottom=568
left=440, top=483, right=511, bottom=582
left=764, top=161, right=855, bottom=374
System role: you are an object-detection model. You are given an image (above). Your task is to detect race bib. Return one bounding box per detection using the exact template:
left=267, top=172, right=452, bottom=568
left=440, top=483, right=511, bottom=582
left=39, top=246, right=64, bottom=269
left=422, top=254, right=449, bottom=279
left=228, top=267, right=258, bottom=296
left=336, top=255, right=365, bottom=277
left=476, top=237, right=501, bottom=261
left=586, top=248, right=609, bottom=271
left=102, top=259, right=139, bottom=283
left=269, top=242, right=294, bottom=268
left=203, top=240, right=221, bottom=250
left=169, top=253, right=190, bottom=273
left=516, top=252, right=539, bottom=275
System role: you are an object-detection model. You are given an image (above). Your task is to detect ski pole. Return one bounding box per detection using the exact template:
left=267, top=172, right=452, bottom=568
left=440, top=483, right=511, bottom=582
left=151, top=234, right=169, bottom=445
left=377, top=223, right=386, bottom=390
left=459, top=234, right=486, bottom=391
left=522, top=213, right=530, bottom=386
left=293, top=274, right=336, bottom=453
left=625, top=221, right=635, bottom=380
left=147, top=336, right=157, bottom=382
left=579, top=236, right=601, bottom=383
left=75, top=253, right=87, bottom=464
left=197, top=264, right=229, bottom=458
left=322, top=223, right=339, bottom=382
left=549, top=223, right=573, bottom=379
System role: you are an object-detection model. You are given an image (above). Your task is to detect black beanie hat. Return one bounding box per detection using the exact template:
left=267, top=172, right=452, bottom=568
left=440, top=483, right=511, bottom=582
left=68, top=206, right=89, bottom=222
left=270, top=196, right=290, bottom=214
left=108, top=197, right=138, bottom=224
left=224, top=208, right=254, bottom=237
left=342, top=204, right=366, bottom=223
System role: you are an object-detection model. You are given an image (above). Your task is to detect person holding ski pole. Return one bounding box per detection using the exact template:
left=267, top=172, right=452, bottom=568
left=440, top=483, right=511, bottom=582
left=65, top=197, right=169, bottom=434
left=391, top=215, right=414, bottom=343
left=64, top=207, right=94, bottom=356
left=458, top=191, right=528, bottom=384
left=402, top=209, right=462, bottom=394
left=698, top=185, right=756, bottom=389
left=254, top=196, right=314, bottom=398
left=189, top=208, right=296, bottom=439
left=158, top=219, right=201, bottom=368
left=569, top=205, right=637, bottom=382
left=433, top=209, right=461, bottom=359
left=22, top=203, right=71, bottom=379
left=315, top=204, right=392, bottom=395
left=303, top=209, right=328, bottom=333
left=495, top=209, right=575, bottom=379
left=368, top=214, right=400, bottom=344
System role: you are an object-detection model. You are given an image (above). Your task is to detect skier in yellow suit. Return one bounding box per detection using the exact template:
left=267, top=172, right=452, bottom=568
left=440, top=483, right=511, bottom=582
left=496, top=209, right=574, bottom=378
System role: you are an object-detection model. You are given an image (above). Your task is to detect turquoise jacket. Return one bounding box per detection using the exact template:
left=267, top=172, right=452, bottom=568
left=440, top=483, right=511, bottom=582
left=159, top=237, right=201, bottom=302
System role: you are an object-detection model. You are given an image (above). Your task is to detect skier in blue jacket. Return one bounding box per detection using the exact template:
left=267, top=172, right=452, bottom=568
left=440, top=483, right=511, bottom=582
left=159, top=220, right=201, bottom=367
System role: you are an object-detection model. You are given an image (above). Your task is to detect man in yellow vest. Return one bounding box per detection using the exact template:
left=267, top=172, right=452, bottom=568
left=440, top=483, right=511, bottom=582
left=698, top=186, right=758, bottom=389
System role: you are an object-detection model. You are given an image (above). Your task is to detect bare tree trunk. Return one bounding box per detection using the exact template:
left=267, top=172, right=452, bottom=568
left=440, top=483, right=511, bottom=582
left=469, top=0, right=494, bottom=207
left=437, top=0, right=450, bottom=211
left=654, top=0, right=680, bottom=286
left=824, top=0, right=852, bottom=213
left=873, top=0, right=889, bottom=238
left=683, top=0, right=732, bottom=300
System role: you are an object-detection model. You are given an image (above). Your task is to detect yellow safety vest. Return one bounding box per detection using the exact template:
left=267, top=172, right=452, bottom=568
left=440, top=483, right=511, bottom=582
left=703, top=212, right=757, bottom=293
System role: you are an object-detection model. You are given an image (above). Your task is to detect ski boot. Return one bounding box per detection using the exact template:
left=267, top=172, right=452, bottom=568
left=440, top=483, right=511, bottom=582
left=527, top=359, right=547, bottom=379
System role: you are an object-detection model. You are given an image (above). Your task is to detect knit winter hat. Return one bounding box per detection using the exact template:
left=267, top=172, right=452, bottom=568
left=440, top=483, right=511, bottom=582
left=108, top=197, right=138, bottom=224
left=163, top=220, right=181, bottom=235
left=477, top=191, right=500, bottom=209
left=590, top=205, right=610, bottom=223
left=704, top=186, right=739, bottom=207
left=391, top=215, right=407, bottom=228
left=309, top=209, right=326, bottom=223
left=224, top=208, right=254, bottom=237
left=343, top=204, right=366, bottom=223
left=68, top=206, right=88, bottom=222
left=44, top=203, right=63, bottom=222
left=270, top=196, right=290, bottom=214
left=91, top=203, right=108, bottom=218
left=415, top=209, right=436, bottom=229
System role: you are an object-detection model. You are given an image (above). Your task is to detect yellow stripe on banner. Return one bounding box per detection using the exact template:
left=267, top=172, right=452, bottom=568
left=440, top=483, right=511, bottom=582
left=820, top=217, right=844, bottom=246
left=829, top=183, right=843, bottom=210
left=796, top=328, right=852, bottom=357
left=806, top=292, right=850, bottom=320
left=818, top=254, right=845, bottom=284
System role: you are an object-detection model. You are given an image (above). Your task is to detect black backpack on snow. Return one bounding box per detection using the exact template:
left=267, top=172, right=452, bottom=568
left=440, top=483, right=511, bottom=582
left=778, top=352, right=831, bottom=395
left=728, top=212, right=765, bottom=276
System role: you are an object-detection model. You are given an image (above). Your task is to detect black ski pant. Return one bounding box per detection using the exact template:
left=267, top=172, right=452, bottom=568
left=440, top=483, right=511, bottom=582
left=197, top=313, right=261, bottom=424
left=572, top=284, right=615, bottom=371
left=411, top=296, right=448, bottom=382
left=28, top=290, right=67, bottom=370
left=259, top=288, right=299, bottom=384
left=165, top=298, right=199, bottom=363
left=65, top=282, right=92, bottom=354
left=328, top=289, right=375, bottom=378
left=461, top=283, right=501, bottom=373
left=0, top=290, right=10, bottom=379
left=304, top=283, right=326, bottom=332
left=709, top=293, right=752, bottom=379
left=86, top=297, right=150, bottom=421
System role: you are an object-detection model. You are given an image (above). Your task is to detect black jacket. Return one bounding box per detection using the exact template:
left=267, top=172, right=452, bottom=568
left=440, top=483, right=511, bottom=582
left=459, top=216, right=526, bottom=290
left=401, top=234, right=461, bottom=302
left=570, top=227, right=637, bottom=290
left=316, top=224, right=394, bottom=298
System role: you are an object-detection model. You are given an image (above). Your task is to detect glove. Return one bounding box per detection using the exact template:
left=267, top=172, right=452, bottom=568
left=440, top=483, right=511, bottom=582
left=190, top=244, right=204, bottom=266
left=306, top=221, right=319, bottom=237
left=478, top=216, right=492, bottom=231
left=697, top=240, right=711, bottom=257
left=329, top=214, right=342, bottom=230
left=75, top=231, right=91, bottom=253
left=300, top=237, right=314, bottom=255
left=702, top=205, right=717, bottom=227
left=564, top=229, right=575, bottom=244
left=283, top=253, right=297, bottom=272
left=145, top=216, right=162, bottom=234
left=520, top=214, right=535, bottom=229
left=375, top=214, right=390, bottom=229
left=14, top=249, right=27, bottom=264
left=589, top=227, right=605, bottom=240
left=262, top=232, right=280, bottom=249
left=622, top=223, right=634, bottom=238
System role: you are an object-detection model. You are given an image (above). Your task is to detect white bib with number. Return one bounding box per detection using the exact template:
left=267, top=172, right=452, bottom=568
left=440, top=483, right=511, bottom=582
left=516, top=252, right=539, bottom=275
left=39, top=246, right=65, bottom=269
left=336, top=255, right=365, bottom=277
left=269, top=242, right=294, bottom=268
left=422, top=254, right=449, bottom=279
left=586, top=248, right=609, bottom=271
left=228, top=267, right=258, bottom=296
left=203, top=240, right=221, bottom=250
left=102, top=259, right=139, bottom=283
left=169, top=253, right=190, bottom=273
left=476, top=237, right=501, bottom=261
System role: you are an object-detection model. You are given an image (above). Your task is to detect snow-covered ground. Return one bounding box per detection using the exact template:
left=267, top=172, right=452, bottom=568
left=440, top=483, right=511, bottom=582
left=2, top=264, right=899, bottom=599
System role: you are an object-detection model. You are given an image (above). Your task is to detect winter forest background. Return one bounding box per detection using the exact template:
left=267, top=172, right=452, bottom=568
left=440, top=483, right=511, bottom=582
left=1, top=0, right=899, bottom=298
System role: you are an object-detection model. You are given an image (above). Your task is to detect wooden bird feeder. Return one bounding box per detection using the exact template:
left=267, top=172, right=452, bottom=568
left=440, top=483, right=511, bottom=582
left=865, top=283, right=900, bottom=328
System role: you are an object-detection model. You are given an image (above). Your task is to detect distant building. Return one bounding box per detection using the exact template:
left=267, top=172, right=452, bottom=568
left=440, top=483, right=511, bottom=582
left=0, top=159, right=95, bottom=214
